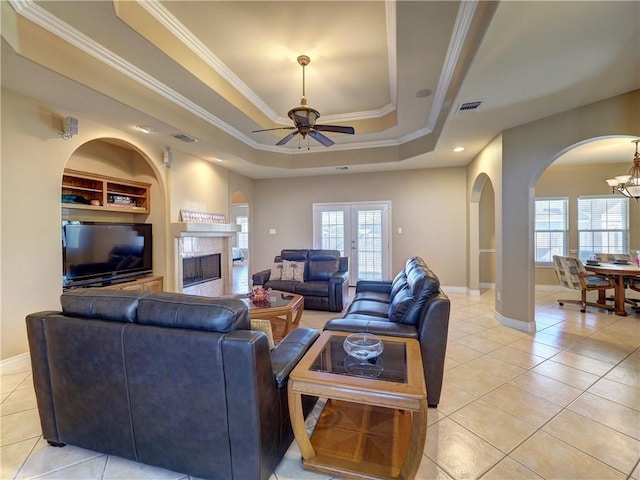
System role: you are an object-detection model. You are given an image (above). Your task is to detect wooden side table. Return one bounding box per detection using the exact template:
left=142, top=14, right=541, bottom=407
left=288, top=331, right=427, bottom=480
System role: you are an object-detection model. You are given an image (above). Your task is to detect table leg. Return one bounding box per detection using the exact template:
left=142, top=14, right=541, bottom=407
left=613, top=275, right=628, bottom=316
left=400, top=399, right=428, bottom=480
left=287, top=385, right=316, bottom=460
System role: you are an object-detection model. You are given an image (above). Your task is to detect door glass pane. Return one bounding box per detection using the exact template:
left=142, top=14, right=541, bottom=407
left=320, top=211, right=345, bottom=255
left=357, top=209, right=382, bottom=280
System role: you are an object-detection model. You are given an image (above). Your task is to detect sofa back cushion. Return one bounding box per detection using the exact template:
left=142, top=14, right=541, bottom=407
left=279, top=249, right=309, bottom=262
left=137, top=292, right=250, bottom=332
left=388, top=257, right=441, bottom=325
left=307, top=250, right=340, bottom=281
left=61, top=288, right=152, bottom=323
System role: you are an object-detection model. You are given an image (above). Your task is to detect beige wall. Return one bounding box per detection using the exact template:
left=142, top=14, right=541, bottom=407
left=498, top=90, right=639, bottom=330
left=534, top=162, right=640, bottom=284
left=0, top=89, right=238, bottom=359
left=251, top=168, right=468, bottom=288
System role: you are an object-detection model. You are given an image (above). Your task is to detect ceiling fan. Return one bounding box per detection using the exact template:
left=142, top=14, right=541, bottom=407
left=252, top=55, right=355, bottom=147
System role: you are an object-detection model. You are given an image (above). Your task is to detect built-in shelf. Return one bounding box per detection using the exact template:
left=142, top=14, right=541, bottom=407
left=62, top=169, right=151, bottom=214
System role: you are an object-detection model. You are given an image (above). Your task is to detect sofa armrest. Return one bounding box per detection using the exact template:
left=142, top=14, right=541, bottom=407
left=271, top=327, right=320, bottom=388
left=324, top=318, right=418, bottom=339
left=252, top=269, right=271, bottom=286
left=355, top=280, right=392, bottom=294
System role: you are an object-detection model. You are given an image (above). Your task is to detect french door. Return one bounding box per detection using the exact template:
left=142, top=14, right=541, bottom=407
left=313, top=202, right=391, bottom=285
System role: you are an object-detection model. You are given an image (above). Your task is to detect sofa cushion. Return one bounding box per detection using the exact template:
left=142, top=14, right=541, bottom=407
left=346, top=299, right=389, bottom=318
left=390, top=271, right=408, bottom=299
left=264, top=279, right=302, bottom=292
left=137, top=292, right=250, bottom=332
left=388, top=286, right=416, bottom=324
left=294, top=280, right=329, bottom=296
left=307, top=250, right=340, bottom=281
left=282, top=260, right=305, bottom=282
left=280, top=249, right=309, bottom=262
left=61, top=288, right=152, bottom=323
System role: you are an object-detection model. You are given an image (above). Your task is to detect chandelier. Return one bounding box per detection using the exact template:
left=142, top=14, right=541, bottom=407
left=606, top=139, right=640, bottom=201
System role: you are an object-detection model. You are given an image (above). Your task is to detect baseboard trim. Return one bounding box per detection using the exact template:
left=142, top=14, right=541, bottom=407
left=441, top=285, right=467, bottom=294
left=494, top=311, right=536, bottom=333
left=0, top=352, right=30, bottom=369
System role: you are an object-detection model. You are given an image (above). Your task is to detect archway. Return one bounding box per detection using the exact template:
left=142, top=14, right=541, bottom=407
left=231, top=190, right=250, bottom=293
left=469, top=173, right=496, bottom=298
left=62, top=138, right=168, bottom=289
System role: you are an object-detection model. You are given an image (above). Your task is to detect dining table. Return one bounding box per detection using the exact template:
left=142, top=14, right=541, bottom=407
left=584, top=262, right=640, bottom=316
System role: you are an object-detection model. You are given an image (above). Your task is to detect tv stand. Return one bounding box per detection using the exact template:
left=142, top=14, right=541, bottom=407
left=101, top=275, right=163, bottom=292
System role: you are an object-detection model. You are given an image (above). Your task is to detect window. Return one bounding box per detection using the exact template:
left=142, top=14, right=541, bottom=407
left=578, top=196, right=628, bottom=261
left=236, top=216, right=248, bottom=249
left=534, top=198, right=568, bottom=265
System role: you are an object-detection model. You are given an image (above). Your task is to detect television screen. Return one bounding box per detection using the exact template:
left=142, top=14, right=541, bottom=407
left=62, top=221, right=153, bottom=288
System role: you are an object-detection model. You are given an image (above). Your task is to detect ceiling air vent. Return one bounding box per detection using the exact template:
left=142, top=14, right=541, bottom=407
left=172, top=133, right=198, bottom=143
left=457, top=101, right=482, bottom=113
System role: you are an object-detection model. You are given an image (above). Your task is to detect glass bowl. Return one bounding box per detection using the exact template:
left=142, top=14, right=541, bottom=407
left=343, top=333, right=384, bottom=360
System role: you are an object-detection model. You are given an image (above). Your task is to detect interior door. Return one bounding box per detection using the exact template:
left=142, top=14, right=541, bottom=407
left=313, top=202, right=391, bottom=285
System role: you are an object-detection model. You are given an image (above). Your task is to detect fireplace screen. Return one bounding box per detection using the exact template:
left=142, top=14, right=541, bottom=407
left=183, top=253, right=221, bottom=287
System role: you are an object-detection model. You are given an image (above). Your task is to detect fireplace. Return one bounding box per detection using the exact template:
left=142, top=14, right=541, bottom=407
left=183, top=254, right=221, bottom=287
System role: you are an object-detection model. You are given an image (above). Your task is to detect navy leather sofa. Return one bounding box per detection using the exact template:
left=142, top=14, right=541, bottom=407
left=324, top=257, right=450, bottom=407
left=26, top=289, right=319, bottom=480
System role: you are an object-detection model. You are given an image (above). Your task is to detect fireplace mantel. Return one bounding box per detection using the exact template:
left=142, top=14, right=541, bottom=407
left=171, top=222, right=240, bottom=237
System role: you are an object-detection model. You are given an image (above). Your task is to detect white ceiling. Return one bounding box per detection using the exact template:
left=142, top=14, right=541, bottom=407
left=1, top=0, right=639, bottom=178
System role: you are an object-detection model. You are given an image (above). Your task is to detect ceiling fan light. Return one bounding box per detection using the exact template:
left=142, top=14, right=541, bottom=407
left=626, top=185, right=640, bottom=198
left=606, top=178, right=619, bottom=187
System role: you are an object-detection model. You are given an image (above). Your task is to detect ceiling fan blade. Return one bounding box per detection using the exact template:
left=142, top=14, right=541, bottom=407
left=314, top=125, right=355, bottom=135
left=308, top=130, right=335, bottom=147
left=276, top=131, right=299, bottom=146
left=252, top=126, right=296, bottom=133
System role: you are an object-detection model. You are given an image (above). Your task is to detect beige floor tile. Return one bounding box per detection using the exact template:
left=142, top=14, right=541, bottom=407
left=435, top=382, right=478, bottom=416
left=631, top=461, right=640, bottom=480
left=102, top=455, right=187, bottom=479
left=531, top=359, right=600, bottom=390
left=0, top=372, right=31, bottom=395
left=445, top=343, right=485, bottom=363
left=508, top=338, right=563, bottom=359
left=444, top=364, right=506, bottom=397
left=509, top=371, right=583, bottom=407
left=273, top=441, right=334, bottom=480
left=461, top=355, right=527, bottom=382
left=568, top=392, right=640, bottom=439
left=605, top=363, right=640, bottom=388
left=415, top=454, right=455, bottom=480
left=0, top=408, right=41, bottom=447
left=487, top=345, right=546, bottom=369
left=567, top=341, right=631, bottom=365
left=481, top=383, right=563, bottom=427
left=550, top=349, right=617, bottom=376
left=543, top=409, right=640, bottom=476
left=588, top=377, right=640, bottom=411
left=0, top=437, right=39, bottom=480
left=453, top=336, right=504, bottom=354
left=449, top=399, right=537, bottom=453
left=480, top=456, right=543, bottom=479
left=511, top=430, right=626, bottom=479
left=36, top=456, right=108, bottom=480
left=15, top=438, right=105, bottom=480
left=424, top=417, right=505, bottom=480
left=0, top=387, right=37, bottom=417
left=530, top=330, right=583, bottom=350
left=449, top=320, right=486, bottom=335
left=443, top=356, right=461, bottom=371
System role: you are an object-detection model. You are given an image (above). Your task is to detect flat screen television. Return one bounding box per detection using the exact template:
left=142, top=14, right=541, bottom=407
left=62, top=221, right=153, bottom=289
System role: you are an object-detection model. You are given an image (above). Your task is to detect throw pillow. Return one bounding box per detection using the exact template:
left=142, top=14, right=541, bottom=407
left=270, top=262, right=284, bottom=281
left=250, top=319, right=275, bottom=349
left=281, top=260, right=305, bottom=282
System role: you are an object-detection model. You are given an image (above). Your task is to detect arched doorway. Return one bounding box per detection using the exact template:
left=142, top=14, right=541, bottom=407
left=231, top=190, right=250, bottom=293
left=469, top=173, right=496, bottom=298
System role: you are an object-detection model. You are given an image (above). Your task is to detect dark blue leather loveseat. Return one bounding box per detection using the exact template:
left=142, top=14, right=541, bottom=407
left=324, top=257, right=450, bottom=407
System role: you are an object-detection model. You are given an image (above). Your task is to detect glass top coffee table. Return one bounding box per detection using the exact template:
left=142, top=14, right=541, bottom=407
left=234, top=290, right=303, bottom=340
left=288, top=331, right=427, bottom=480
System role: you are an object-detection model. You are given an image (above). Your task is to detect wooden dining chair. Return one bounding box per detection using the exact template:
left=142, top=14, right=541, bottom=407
left=552, top=255, right=615, bottom=313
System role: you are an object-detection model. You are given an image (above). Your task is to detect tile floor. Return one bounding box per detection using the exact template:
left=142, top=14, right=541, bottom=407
left=1, top=286, right=639, bottom=479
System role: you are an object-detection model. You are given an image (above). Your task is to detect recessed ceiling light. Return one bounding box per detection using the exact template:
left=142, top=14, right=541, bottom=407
left=336, top=166, right=349, bottom=170
left=416, top=89, right=432, bottom=98
left=453, top=147, right=465, bottom=153
left=135, top=125, right=154, bottom=133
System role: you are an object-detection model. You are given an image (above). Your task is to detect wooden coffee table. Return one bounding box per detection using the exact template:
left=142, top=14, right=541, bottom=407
left=288, top=331, right=427, bottom=480
left=236, top=290, right=304, bottom=340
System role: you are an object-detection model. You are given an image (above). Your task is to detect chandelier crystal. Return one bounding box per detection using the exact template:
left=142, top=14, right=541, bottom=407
left=606, top=139, right=640, bottom=201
